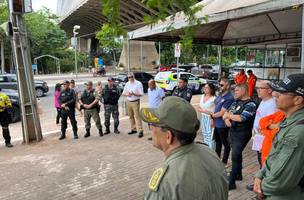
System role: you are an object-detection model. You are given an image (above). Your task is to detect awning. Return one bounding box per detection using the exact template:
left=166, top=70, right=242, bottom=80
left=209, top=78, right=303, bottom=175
left=128, top=0, right=304, bottom=46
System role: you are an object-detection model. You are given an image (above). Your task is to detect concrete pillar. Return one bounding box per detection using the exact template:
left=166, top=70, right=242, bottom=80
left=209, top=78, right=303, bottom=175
left=119, top=40, right=159, bottom=72
left=301, top=5, right=304, bottom=73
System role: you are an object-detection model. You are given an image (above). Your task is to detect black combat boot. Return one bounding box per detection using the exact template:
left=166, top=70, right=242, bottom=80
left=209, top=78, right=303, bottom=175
left=105, top=126, right=110, bottom=135
left=59, top=131, right=66, bottom=140
left=138, top=131, right=144, bottom=138
left=84, top=129, right=90, bottom=138
left=74, top=132, right=78, bottom=139
left=114, top=126, right=120, bottom=134
left=99, top=129, right=104, bottom=137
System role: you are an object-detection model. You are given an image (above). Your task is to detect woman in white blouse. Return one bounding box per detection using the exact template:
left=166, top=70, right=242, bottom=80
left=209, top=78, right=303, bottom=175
left=198, top=83, right=216, bottom=149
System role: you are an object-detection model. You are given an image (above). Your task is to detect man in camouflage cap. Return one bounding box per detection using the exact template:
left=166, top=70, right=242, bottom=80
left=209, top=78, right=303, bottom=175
left=254, top=73, right=304, bottom=199
left=140, top=96, right=228, bottom=200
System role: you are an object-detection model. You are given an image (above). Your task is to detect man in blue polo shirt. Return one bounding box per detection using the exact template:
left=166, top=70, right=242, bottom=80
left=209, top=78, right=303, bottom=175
left=211, top=78, right=234, bottom=164
left=148, top=79, right=165, bottom=108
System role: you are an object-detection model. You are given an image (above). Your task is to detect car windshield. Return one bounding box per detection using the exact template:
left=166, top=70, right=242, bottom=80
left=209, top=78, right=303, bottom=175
left=155, top=72, right=171, bottom=80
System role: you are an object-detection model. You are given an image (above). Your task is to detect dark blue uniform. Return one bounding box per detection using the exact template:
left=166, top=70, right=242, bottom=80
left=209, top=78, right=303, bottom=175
left=59, top=88, right=78, bottom=139
left=172, top=87, right=192, bottom=102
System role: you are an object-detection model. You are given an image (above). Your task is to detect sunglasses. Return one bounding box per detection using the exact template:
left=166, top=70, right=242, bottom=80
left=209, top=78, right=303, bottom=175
left=219, top=84, right=225, bottom=87
left=256, top=87, right=269, bottom=90
left=128, top=76, right=134, bottom=78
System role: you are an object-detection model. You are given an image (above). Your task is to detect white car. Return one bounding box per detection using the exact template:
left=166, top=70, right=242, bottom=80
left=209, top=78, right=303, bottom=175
left=154, top=71, right=207, bottom=94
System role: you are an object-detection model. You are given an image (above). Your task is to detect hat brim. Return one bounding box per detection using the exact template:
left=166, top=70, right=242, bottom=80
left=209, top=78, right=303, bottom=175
left=140, top=108, right=161, bottom=124
left=268, top=81, right=288, bottom=93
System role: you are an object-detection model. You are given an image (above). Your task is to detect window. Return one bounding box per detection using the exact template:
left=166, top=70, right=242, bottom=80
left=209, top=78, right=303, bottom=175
left=10, top=76, right=17, bottom=82
left=0, top=76, right=8, bottom=82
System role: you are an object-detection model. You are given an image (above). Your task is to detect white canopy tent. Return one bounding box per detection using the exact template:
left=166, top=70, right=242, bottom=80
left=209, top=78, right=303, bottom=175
left=128, top=0, right=304, bottom=73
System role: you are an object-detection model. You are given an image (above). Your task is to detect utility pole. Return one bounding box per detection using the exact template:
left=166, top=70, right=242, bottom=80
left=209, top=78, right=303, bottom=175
left=8, top=0, right=42, bottom=143
left=72, top=25, right=80, bottom=80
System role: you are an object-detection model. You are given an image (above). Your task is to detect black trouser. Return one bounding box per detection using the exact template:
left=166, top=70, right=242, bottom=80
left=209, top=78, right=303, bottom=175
left=61, top=109, right=78, bottom=135
left=56, top=108, right=61, bottom=124
left=0, top=110, right=11, bottom=144
left=214, top=127, right=230, bottom=164
left=229, top=131, right=252, bottom=183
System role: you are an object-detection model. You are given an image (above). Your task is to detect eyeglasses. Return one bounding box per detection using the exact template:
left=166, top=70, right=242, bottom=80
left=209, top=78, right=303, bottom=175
left=128, top=76, right=134, bottom=78
left=219, top=84, right=225, bottom=87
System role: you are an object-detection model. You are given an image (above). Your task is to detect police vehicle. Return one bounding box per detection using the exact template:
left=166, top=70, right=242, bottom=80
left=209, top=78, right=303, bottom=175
left=154, top=71, right=207, bottom=95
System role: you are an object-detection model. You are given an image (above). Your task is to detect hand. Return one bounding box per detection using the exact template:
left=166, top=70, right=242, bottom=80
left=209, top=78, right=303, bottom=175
left=61, top=104, right=66, bottom=108
left=223, top=112, right=228, bottom=120
left=224, top=118, right=232, bottom=127
left=253, top=178, right=265, bottom=199
left=83, top=104, right=89, bottom=109
left=269, top=123, right=279, bottom=130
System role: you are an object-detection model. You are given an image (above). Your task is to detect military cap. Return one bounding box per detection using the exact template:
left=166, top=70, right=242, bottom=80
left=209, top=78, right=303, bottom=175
left=268, top=73, right=304, bottom=97
left=140, top=96, right=199, bottom=133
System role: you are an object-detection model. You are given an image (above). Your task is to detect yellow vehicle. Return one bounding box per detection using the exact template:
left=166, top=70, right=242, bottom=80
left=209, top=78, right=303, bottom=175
left=154, top=71, right=207, bottom=94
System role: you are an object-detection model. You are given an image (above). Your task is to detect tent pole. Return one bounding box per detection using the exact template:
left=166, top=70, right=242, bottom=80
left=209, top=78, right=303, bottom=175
left=301, top=4, right=304, bottom=73
left=218, top=45, right=222, bottom=80
left=128, top=39, right=130, bottom=73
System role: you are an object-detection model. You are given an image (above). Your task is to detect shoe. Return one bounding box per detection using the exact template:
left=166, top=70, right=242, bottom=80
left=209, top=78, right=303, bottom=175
left=114, top=129, right=120, bottom=134
left=138, top=132, right=144, bottom=138
left=5, top=143, right=13, bottom=148
left=236, top=174, right=243, bottom=181
left=99, top=130, right=104, bottom=137
left=105, top=129, right=110, bottom=135
left=74, top=135, right=79, bottom=139
left=228, top=182, right=236, bottom=190
left=59, top=134, right=66, bottom=140
left=147, top=137, right=152, bottom=140
left=84, top=132, right=90, bottom=138
left=246, top=184, right=254, bottom=191
left=128, top=130, right=137, bottom=135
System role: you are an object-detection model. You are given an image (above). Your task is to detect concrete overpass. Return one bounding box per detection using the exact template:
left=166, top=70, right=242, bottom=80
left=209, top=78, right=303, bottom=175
left=56, top=0, right=184, bottom=70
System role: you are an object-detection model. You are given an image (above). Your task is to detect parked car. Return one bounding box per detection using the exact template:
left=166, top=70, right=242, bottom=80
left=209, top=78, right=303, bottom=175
left=154, top=71, right=207, bottom=95
left=1, top=89, right=20, bottom=123
left=0, top=74, right=49, bottom=97
left=113, top=72, right=154, bottom=93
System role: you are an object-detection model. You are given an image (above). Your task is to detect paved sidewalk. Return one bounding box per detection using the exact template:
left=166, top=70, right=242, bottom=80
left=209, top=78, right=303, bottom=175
left=0, top=95, right=259, bottom=200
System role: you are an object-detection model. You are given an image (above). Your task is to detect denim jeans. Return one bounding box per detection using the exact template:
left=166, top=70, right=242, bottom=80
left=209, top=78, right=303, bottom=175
left=214, top=127, right=231, bottom=164
left=229, top=131, right=252, bottom=183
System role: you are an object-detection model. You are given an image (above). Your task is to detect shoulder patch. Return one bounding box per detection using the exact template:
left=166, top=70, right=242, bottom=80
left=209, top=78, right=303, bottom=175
left=148, top=165, right=168, bottom=191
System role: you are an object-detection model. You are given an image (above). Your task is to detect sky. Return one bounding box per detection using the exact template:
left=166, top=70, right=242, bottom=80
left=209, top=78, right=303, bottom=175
left=31, top=0, right=57, bottom=14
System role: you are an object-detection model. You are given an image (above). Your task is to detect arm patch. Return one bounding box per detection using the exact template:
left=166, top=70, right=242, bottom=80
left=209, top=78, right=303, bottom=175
left=148, top=165, right=168, bottom=191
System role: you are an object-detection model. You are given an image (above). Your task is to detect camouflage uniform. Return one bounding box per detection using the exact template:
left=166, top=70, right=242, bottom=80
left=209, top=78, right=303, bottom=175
left=80, top=89, right=103, bottom=137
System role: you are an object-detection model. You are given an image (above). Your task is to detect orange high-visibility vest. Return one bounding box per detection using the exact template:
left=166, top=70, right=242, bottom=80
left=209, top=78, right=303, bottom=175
left=247, top=74, right=257, bottom=97
left=259, top=111, right=285, bottom=165
left=234, top=73, right=247, bottom=84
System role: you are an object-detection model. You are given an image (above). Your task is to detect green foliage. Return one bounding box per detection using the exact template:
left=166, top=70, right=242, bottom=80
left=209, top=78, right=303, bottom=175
left=25, top=8, right=67, bottom=58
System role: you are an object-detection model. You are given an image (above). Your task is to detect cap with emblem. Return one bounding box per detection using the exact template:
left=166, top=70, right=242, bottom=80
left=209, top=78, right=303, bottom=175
left=140, top=96, right=199, bottom=133
left=268, top=73, right=304, bottom=96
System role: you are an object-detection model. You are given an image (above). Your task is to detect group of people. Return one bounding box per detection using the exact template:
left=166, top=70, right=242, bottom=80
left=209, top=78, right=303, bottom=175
left=141, top=73, right=304, bottom=200
left=54, top=77, right=121, bottom=140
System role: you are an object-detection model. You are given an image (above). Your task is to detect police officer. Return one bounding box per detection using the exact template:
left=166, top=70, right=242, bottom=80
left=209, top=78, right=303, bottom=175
left=172, top=77, right=192, bottom=102
left=254, top=74, right=304, bottom=200
left=140, top=96, right=228, bottom=200
left=79, top=81, right=103, bottom=137
left=0, top=88, right=13, bottom=148
left=102, top=77, right=121, bottom=134
left=58, top=80, right=78, bottom=140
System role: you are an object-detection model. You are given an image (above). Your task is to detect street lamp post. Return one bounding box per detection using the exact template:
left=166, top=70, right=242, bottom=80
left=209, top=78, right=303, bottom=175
left=73, top=25, right=80, bottom=80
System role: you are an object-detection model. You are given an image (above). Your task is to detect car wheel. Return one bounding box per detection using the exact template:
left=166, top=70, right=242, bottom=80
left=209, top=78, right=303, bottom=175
left=36, top=87, right=44, bottom=97
left=7, top=105, right=21, bottom=123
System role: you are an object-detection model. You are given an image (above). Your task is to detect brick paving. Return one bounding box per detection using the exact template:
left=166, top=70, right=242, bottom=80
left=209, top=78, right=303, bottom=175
left=0, top=95, right=259, bottom=200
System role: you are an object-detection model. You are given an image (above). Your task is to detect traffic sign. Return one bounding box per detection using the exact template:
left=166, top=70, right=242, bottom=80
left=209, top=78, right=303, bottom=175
left=175, top=43, right=181, bottom=58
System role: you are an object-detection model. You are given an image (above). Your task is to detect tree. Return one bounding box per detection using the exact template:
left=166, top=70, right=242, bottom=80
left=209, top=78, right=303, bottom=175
left=97, top=0, right=204, bottom=56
